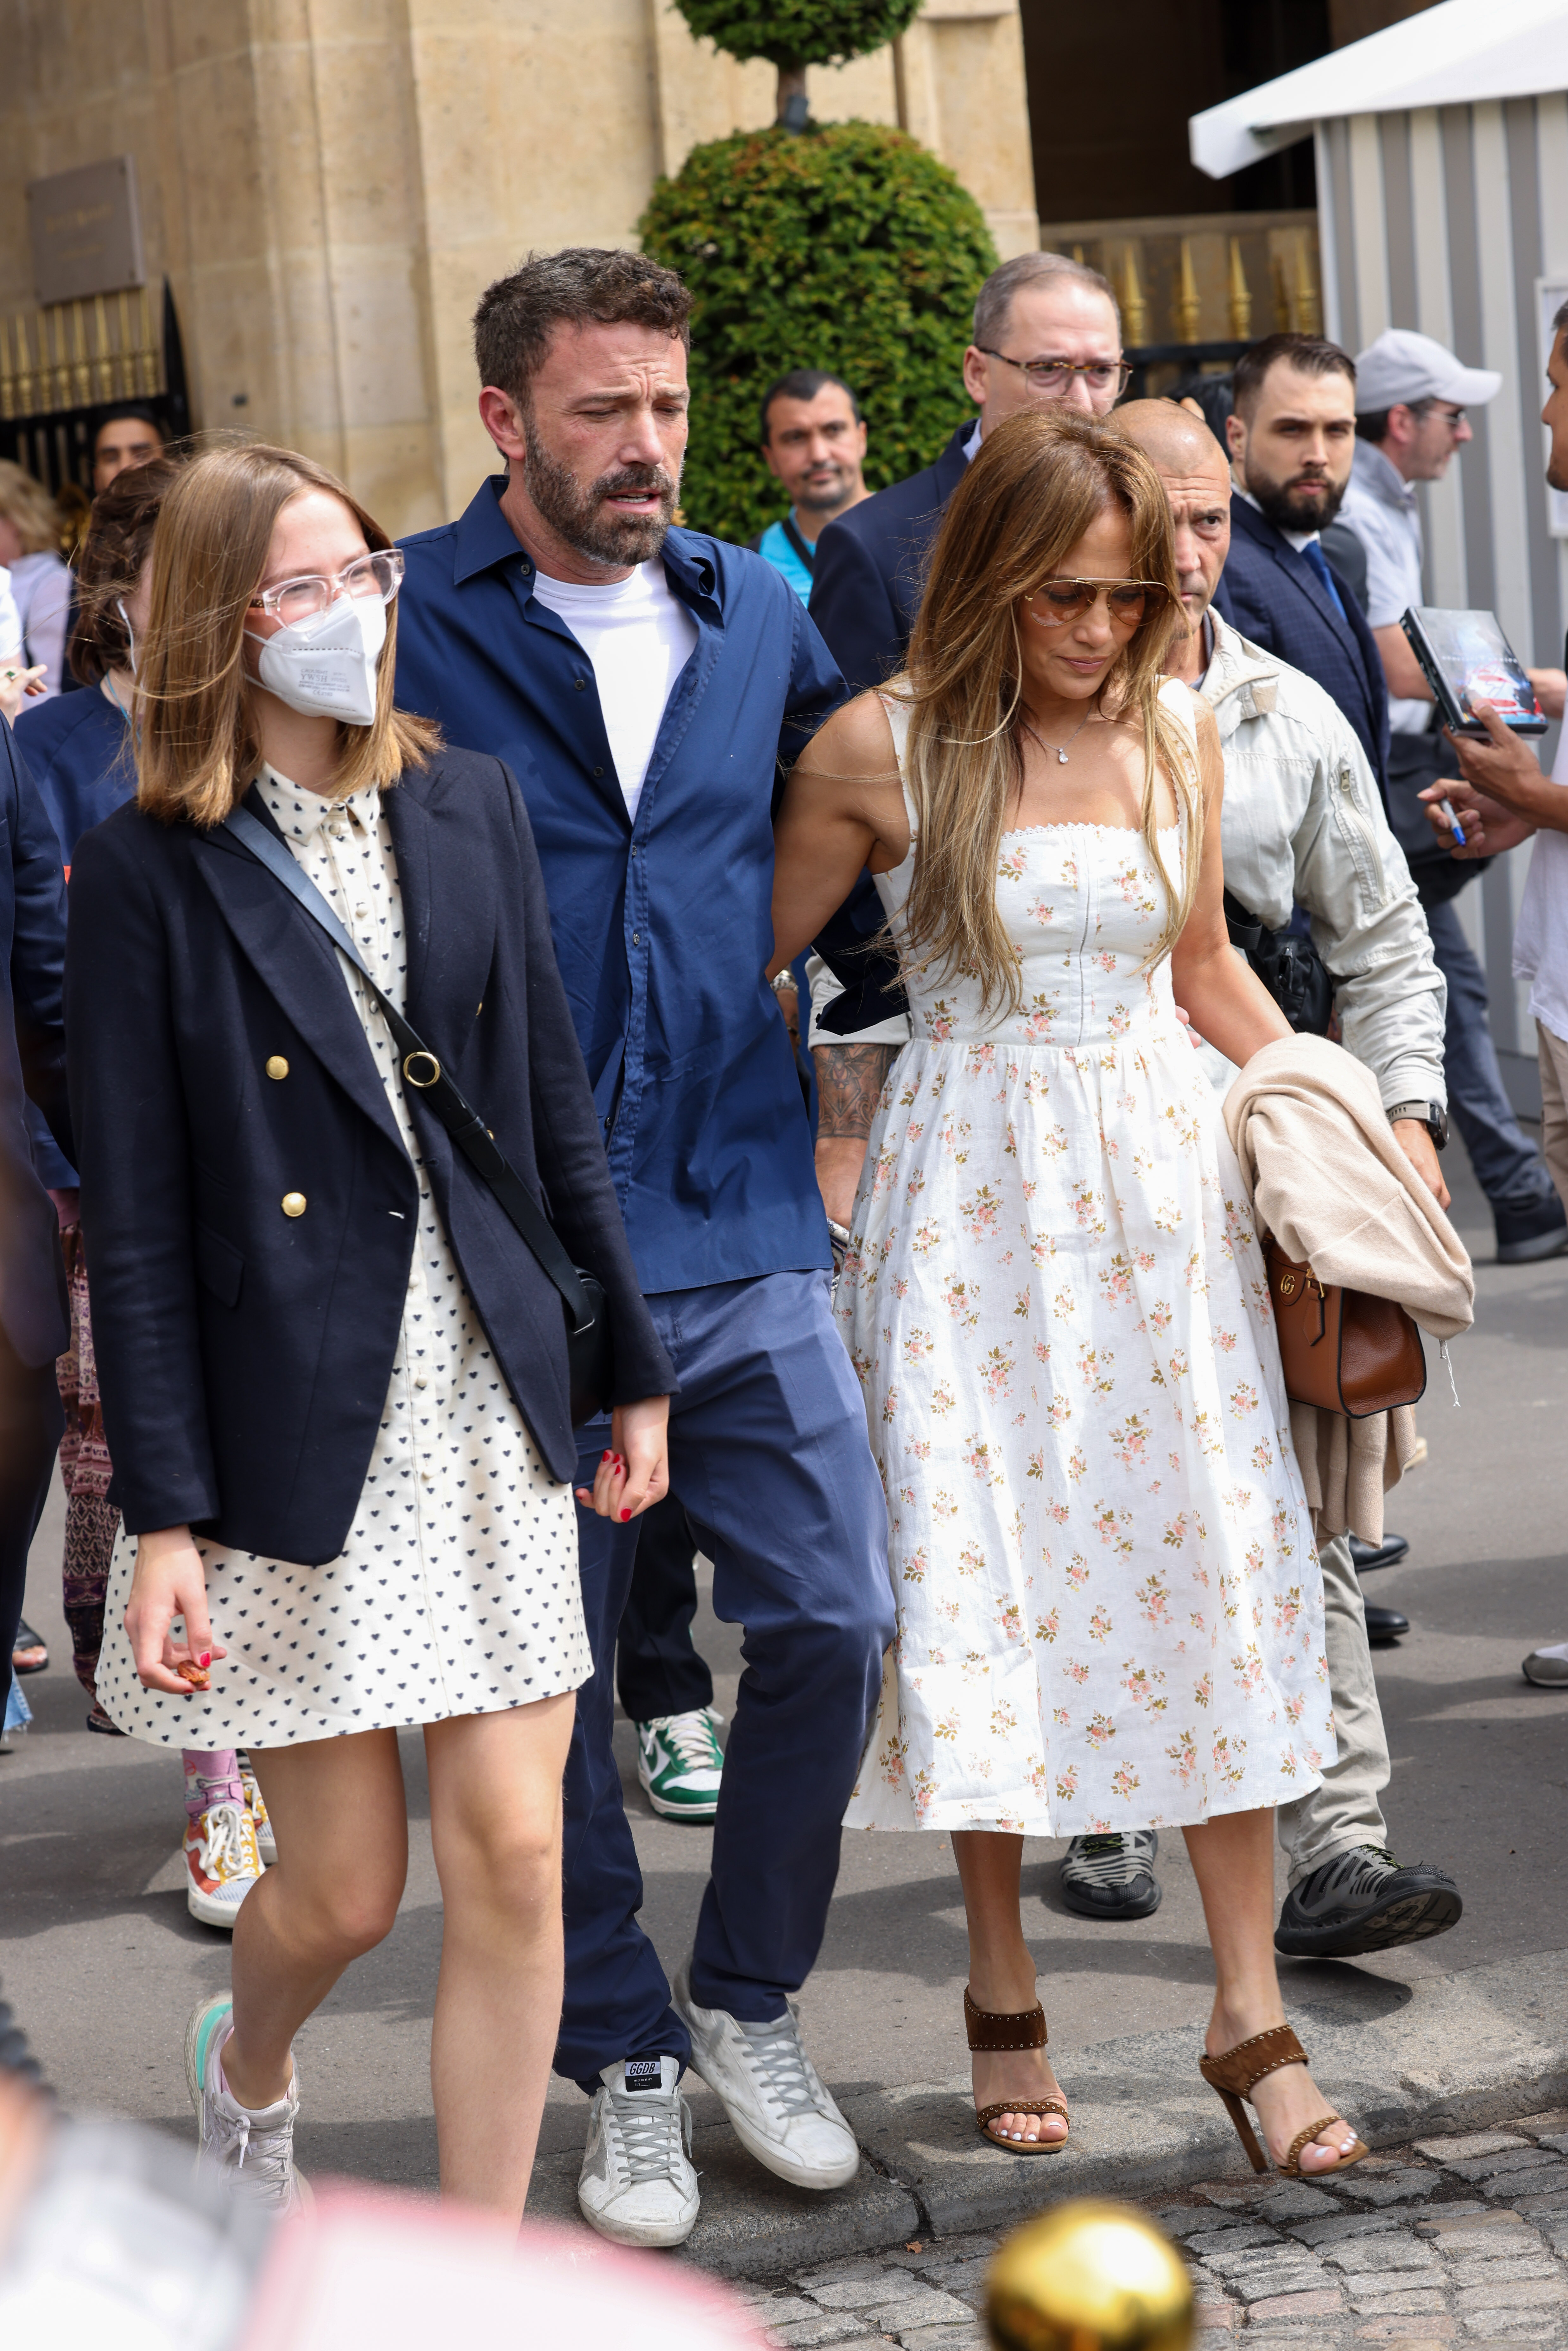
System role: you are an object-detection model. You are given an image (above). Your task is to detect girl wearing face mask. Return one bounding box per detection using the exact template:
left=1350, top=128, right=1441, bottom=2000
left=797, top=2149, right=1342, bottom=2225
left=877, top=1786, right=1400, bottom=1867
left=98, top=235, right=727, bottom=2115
left=66, top=441, right=673, bottom=2223
left=16, top=452, right=277, bottom=1925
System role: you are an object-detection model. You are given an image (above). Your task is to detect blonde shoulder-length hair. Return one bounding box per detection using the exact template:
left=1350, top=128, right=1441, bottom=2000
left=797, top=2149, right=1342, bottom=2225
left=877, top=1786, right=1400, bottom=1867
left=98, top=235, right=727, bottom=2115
left=135, top=439, right=439, bottom=828
left=896, top=407, right=1200, bottom=1017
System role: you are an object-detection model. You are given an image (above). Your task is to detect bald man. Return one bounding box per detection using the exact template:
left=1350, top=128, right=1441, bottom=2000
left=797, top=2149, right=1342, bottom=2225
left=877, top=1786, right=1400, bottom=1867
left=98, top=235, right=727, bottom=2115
left=807, top=400, right=1462, bottom=1963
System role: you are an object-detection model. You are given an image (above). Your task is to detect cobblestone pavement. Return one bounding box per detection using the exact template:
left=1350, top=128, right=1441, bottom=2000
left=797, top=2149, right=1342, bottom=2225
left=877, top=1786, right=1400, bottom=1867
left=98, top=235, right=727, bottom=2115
left=729, top=2113, right=1568, bottom=2350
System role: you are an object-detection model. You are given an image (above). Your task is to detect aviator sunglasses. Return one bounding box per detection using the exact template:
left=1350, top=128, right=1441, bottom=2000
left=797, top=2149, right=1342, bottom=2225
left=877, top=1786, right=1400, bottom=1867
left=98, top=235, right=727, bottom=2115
left=1024, top=577, right=1171, bottom=627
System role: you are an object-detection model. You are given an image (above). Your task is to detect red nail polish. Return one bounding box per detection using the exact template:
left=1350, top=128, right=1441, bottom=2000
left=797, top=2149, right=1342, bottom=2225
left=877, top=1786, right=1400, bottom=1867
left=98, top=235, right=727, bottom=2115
left=620, top=1507, right=631, bottom=1522
left=602, top=1449, right=612, bottom=1461
left=200, top=1653, right=211, bottom=1668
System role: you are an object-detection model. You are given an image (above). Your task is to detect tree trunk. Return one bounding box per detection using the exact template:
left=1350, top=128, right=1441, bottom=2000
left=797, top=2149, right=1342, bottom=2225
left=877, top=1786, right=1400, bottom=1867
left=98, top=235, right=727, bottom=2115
left=776, top=60, right=808, bottom=130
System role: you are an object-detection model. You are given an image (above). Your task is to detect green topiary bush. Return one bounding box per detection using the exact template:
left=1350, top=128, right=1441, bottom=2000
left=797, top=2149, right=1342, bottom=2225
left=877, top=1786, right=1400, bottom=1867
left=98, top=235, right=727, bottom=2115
left=640, top=122, right=996, bottom=546
left=672, top=0, right=923, bottom=69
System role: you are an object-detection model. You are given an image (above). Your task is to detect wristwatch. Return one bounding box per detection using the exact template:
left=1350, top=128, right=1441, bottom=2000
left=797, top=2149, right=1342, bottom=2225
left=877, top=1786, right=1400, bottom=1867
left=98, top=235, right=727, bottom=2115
left=1386, top=1099, right=1449, bottom=1151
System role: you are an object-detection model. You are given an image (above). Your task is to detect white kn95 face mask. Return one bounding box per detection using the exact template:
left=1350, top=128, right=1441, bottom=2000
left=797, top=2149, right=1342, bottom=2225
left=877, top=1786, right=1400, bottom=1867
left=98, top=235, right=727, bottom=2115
left=247, top=593, right=387, bottom=726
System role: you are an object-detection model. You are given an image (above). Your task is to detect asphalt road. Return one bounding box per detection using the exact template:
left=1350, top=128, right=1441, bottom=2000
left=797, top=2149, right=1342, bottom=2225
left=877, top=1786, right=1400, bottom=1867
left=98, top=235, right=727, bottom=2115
left=3, top=1132, right=1565, bottom=2204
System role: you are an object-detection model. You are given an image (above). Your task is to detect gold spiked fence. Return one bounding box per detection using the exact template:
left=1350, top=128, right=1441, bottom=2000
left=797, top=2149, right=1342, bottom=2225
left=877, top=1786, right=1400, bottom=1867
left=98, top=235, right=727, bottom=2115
left=0, top=287, right=163, bottom=422
left=1044, top=210, right=1322, bottom=378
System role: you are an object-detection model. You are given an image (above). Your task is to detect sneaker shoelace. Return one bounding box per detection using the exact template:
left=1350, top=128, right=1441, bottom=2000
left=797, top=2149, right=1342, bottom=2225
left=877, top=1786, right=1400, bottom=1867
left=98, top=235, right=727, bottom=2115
left=607, top=2086, right=689, bottom=2183
left=211, top=2096, right=296, bottom=2206
left=651, top=1711, right=722, bottom=1772
left=735, top=2015, right=823, bottom=2121
left=199, top=1801, right=252, bottom=1880
left=1066, top=1832, right=1153, bottom=1887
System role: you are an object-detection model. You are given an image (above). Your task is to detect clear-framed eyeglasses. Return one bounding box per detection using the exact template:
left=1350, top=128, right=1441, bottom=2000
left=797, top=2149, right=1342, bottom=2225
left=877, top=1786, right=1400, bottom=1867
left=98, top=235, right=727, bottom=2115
left=978, top=350, right=1132, bottom=400
left=249, top=548, right=405, bottom=627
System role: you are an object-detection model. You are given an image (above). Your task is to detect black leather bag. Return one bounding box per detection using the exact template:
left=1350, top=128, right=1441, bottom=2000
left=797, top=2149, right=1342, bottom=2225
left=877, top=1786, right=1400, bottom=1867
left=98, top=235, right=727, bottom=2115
left=224, top=797, right=612, bottom=1425
left=1224, top=891, right=1335, bottom=1037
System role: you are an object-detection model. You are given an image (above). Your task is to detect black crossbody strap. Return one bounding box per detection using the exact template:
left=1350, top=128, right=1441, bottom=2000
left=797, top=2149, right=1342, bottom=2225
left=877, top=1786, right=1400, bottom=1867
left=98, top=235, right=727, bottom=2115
left=780, top=513, right=816, bottom=573
left=222, top=799, right=596, bottom=1335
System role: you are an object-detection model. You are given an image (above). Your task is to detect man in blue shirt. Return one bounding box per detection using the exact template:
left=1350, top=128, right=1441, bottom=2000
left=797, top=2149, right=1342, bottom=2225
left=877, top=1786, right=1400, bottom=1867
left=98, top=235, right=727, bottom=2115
left=395, top=248, right=891, bottom=2250
left=751, top=371, right=869, bottom=603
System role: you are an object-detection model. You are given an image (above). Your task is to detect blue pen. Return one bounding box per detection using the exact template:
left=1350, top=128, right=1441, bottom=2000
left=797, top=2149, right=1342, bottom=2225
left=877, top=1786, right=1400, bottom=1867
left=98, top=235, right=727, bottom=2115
left=1438, top=796, right=1467, bottom=847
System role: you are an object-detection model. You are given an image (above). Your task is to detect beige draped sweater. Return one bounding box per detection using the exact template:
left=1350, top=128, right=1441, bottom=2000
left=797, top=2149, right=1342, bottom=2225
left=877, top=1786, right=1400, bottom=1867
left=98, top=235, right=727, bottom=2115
left=1223, top=1034, right=1475, bottom=1543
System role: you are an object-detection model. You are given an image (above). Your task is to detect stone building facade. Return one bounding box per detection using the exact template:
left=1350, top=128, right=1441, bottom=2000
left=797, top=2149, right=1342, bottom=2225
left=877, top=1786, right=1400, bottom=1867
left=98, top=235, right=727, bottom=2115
left=1, top=0, right=1036, bottom=537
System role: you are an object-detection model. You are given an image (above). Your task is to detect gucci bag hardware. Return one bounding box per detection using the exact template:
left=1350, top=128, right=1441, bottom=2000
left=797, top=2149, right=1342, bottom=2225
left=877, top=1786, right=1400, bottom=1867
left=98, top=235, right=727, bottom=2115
left=222, top=796, right=612, bottom=1424
left=1265, top=1239, right=1426, bottom=1419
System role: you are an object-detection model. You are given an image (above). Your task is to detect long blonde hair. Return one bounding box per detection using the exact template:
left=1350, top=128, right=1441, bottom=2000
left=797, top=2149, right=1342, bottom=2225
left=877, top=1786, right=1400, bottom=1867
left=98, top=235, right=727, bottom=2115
left=898, top=408, right=1200, bottom=1015
left=135, top=439, right=439, bottom=828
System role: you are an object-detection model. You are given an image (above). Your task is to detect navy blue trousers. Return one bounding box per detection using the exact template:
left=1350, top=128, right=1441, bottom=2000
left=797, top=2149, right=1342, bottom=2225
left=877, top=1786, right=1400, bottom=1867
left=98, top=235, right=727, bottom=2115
left=557, top=1269, right=892, bottom=2091
left=1426, top=899, right=1557, bottom=1216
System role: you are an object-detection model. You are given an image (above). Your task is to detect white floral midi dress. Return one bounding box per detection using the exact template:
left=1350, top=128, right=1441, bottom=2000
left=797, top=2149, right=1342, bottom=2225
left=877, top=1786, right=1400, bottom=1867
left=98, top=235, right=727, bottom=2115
left=96, top=768, right=589, bottom=1751
left=839, top=687, right=1332, bottom=1837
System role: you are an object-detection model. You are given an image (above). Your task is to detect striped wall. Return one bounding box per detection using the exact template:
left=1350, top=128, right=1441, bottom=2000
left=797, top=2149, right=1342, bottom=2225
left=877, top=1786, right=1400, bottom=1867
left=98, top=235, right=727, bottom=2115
left=1313, top=96, right=1568, bottom=1105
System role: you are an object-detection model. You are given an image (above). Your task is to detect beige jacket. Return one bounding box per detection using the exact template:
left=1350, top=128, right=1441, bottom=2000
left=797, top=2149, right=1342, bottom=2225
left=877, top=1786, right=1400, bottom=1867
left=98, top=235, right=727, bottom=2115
left=1223, top=1034, right=1474, bottom=1543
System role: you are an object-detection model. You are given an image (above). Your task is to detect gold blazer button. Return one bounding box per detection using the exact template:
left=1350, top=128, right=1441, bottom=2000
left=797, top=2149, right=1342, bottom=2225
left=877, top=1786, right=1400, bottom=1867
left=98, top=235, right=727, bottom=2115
left=266, top=1055, right=289, bottom=1080
left=281, top=1192, right=307, bottom=1218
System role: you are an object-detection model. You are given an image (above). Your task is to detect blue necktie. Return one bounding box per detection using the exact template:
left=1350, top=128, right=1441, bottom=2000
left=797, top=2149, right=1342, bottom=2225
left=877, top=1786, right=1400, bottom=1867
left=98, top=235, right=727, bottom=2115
left=1300, top=537, right=1347, bottom=623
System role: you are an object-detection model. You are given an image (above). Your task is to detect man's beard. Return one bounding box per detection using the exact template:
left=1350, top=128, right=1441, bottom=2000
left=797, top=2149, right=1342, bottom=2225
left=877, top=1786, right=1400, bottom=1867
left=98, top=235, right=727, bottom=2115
left=1248, top=465, right=1348, bottom=535
left=523, top=419, right=680, bottom=567
left=794, top=463, right=854, bottom=518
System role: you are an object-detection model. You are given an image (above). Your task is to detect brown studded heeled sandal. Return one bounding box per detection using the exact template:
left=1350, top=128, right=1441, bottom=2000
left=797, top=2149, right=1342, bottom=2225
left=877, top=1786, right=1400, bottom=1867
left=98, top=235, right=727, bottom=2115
left=1199, top=2024, right=1368, bottom=2178
left=964, top=1987, right=1070, bottom=2154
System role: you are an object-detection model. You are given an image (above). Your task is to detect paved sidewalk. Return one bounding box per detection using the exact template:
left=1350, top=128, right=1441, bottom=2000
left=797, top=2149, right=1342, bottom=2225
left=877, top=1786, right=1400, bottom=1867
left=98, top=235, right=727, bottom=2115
left=4, top=1137, right=1567, bottom=2275
left=729, top=2112, right=1568, bottom=2348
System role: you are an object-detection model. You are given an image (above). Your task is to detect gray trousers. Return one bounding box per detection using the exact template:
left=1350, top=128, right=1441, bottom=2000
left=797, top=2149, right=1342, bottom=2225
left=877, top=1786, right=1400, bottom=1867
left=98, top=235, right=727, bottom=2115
left=1276, top=1532, right=1391, bottom=1886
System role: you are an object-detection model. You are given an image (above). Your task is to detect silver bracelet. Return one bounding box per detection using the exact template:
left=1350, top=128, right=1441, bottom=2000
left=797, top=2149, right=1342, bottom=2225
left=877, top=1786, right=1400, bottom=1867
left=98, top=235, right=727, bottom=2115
left=771, top=968, right=797, bottom=996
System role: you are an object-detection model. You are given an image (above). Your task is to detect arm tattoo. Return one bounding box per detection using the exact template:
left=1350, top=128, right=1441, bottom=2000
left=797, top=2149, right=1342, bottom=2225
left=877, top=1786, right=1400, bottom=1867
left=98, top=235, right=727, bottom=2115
left=813, top=1042, right=896, bottom=1139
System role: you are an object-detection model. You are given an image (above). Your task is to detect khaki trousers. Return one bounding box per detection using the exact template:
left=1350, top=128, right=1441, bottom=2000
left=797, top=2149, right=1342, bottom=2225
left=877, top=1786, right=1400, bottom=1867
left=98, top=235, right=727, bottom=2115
left=1538, top=1020, right=1568, bottom=1212
left=1276, top=1531, right=1392, bottom=1885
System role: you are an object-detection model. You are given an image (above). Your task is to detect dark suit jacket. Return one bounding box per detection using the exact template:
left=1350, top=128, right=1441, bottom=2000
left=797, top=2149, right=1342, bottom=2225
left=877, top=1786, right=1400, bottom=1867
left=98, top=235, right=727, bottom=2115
left=808, top=421, right=974, bottom=695
left=65, top=747, right=673, bottom=1562
left=1212, top=493, right=1391, bottom=800
left=0, top=722, right=72, bottom=1366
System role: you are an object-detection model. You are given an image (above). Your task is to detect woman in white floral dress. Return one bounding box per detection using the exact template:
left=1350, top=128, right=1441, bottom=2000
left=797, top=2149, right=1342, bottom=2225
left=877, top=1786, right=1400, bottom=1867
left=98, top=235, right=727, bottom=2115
left=771, top=411, right=1365, bottom=2181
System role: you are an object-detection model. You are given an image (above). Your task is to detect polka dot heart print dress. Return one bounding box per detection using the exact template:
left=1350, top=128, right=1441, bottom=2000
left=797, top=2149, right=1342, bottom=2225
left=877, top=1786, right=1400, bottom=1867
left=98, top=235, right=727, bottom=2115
left=95, top=770, right=590, bottom=1748
left=839, top=686, right=1333, bottom=1840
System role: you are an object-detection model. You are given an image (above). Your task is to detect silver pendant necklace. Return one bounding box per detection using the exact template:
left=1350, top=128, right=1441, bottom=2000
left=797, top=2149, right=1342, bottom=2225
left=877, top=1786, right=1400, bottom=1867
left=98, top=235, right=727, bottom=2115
left=1022, top=702, right=1099, bottom=765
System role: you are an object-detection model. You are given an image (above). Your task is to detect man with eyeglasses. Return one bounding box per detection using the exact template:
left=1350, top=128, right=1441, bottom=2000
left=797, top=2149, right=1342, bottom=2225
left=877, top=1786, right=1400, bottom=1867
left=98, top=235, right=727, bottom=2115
left=1338, top=329, right=1568, bottom=1268
left=808, top=251, right=1125, bottom=700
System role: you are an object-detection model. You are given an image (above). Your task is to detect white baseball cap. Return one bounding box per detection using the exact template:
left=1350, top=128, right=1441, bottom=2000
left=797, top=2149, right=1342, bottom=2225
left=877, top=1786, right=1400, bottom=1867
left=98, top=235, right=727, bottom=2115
left=1354, top=328, right=1501, bottom=413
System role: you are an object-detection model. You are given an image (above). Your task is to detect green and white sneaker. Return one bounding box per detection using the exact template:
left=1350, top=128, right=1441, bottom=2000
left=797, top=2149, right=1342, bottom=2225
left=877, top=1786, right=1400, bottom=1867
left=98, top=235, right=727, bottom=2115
left=634, top=1707, right=724, bottom=1822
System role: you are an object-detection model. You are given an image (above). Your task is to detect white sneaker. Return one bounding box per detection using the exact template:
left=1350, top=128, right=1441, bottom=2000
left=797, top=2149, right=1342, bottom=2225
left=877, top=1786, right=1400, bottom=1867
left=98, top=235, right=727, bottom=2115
left=238, top=1754, right=277, bottom=1865
left=634, top=1708, right=725, bottom=1822
left=184, top=1992, right=308, bottom=2214
left=577, top=2055, right=700, bottom=2248
left=183, top=1800, right=265, bottom=1929
left=673, top=1966, right=859, bottom=2190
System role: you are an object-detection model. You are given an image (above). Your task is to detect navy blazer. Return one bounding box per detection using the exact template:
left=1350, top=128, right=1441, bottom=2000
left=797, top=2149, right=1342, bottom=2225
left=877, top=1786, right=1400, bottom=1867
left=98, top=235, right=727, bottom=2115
left=0, top=722, right=72, bottom=1366
left=65, top=747, right=673, bottom=1562
left=1212, top=493, right=1391, bottom=801
left=808, top=421, right=974, bottom=695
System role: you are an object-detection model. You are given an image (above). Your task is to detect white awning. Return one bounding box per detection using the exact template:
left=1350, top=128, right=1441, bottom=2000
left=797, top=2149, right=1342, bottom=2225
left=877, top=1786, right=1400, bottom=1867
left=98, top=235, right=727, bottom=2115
left=1189, top=0, right=1568, bottom=181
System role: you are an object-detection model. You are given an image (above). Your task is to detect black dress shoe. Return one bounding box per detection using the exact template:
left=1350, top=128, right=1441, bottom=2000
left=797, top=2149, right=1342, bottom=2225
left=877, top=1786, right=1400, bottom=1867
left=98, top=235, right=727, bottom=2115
left=1276, top=1846, right=1462, bottom=1958
left=1363, top=1601, right=1409, bottom=1642
left=1495, top=1194, right=1568, bottom=1264
left=1349, top=1531, right=1410, bottom=1573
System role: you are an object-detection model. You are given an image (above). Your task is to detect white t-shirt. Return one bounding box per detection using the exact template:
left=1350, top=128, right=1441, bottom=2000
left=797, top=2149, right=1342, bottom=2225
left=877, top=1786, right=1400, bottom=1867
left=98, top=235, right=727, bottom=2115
left=1512, top=724, right=1568, bottom=1047
left=529, top=561, right=698, bottom=824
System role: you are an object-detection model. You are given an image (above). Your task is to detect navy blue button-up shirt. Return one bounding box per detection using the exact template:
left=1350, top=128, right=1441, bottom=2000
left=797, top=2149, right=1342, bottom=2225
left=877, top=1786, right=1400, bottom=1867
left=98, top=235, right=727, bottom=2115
left=395, top=476, right=844, bottom=1294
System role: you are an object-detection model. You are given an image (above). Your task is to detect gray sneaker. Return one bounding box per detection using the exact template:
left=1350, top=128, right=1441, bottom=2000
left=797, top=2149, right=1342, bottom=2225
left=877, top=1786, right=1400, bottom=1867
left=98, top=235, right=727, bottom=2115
left=577, top=2056, right=699, bottom=2248
left=1523, top=1642, right=1568, bottom=1686
left=184, top=1992, right=308, bottom=2214
left=1059, top=1830, right=1161, bottom=1920
left=673, top=1965, right=858, bottom=2190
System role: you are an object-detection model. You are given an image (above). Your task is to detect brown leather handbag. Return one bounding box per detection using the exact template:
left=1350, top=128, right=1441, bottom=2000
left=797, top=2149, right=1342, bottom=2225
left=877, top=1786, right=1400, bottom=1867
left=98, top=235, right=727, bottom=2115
left=1264, top=1240, right=1427, bottom=1418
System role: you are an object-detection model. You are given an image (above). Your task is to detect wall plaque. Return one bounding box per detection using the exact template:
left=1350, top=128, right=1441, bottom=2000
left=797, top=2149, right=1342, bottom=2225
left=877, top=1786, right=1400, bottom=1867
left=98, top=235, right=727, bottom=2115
left=27, top=156, right=146, bottom=307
